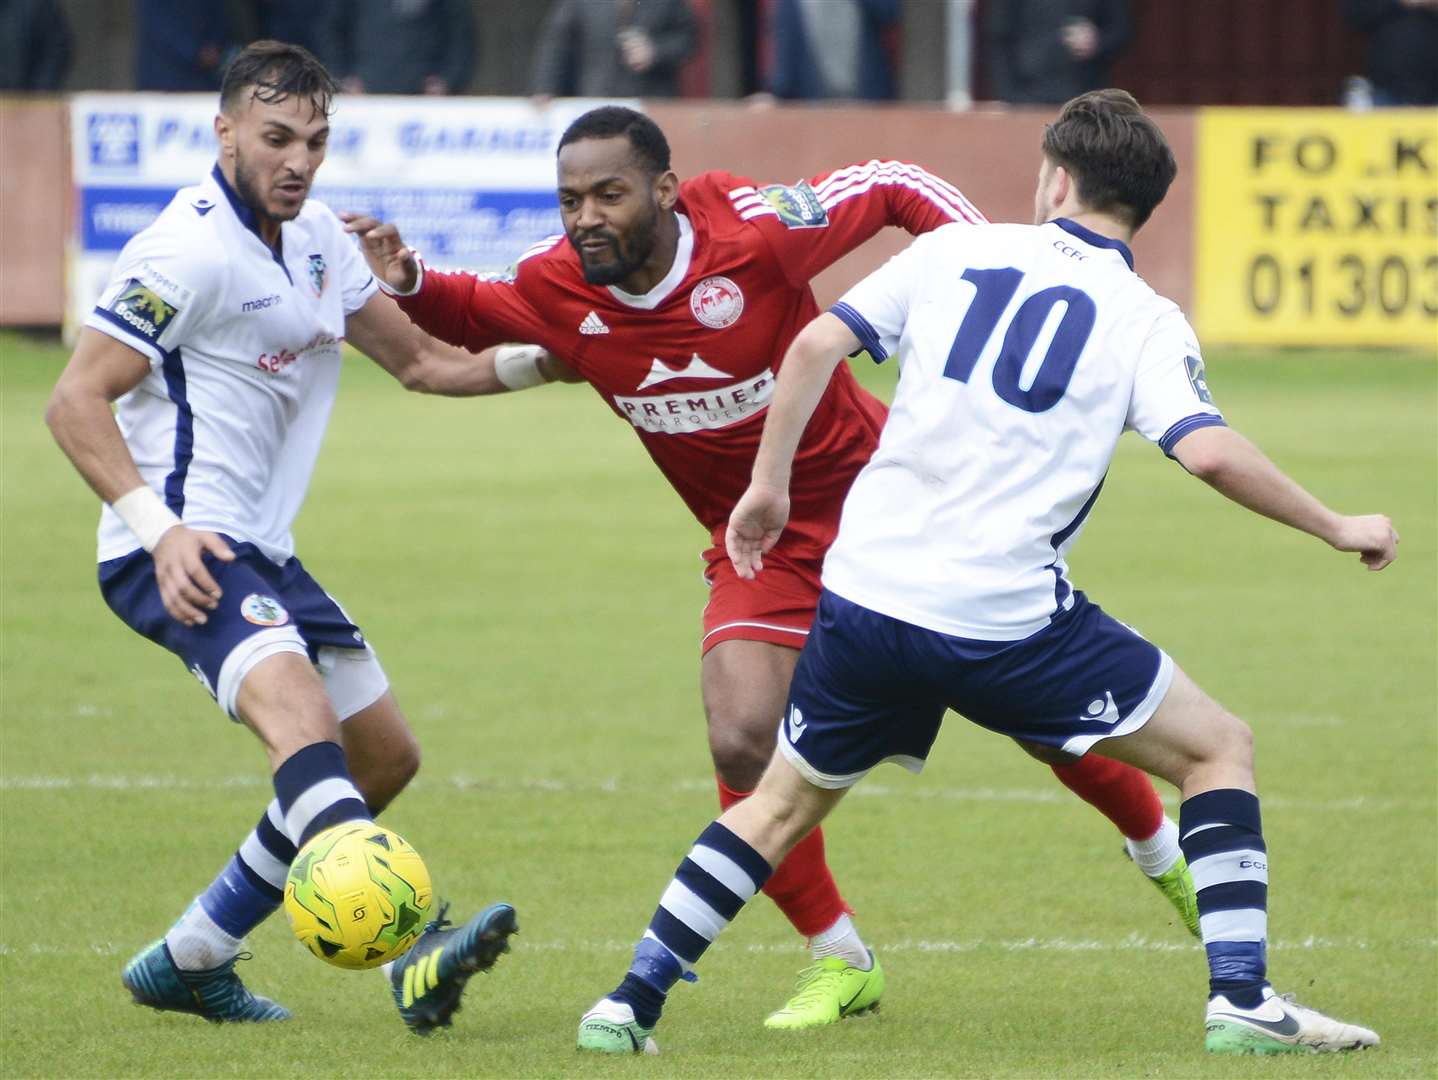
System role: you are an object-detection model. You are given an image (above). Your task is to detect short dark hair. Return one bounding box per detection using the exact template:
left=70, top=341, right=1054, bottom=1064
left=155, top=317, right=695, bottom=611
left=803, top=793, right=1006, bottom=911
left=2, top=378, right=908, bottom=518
left=557, top=106, right=671, bottom=176
left=1041, top=89, right=1176, bottom=229
left=220, top=40, right=337, bottom=119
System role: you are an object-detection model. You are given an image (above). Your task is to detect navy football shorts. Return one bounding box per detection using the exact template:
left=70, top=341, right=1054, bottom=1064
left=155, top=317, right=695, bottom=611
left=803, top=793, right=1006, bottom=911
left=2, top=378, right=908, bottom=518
left=99, top=536, right=381, bottom=720
left=779, top=588, right=1173, bottom=788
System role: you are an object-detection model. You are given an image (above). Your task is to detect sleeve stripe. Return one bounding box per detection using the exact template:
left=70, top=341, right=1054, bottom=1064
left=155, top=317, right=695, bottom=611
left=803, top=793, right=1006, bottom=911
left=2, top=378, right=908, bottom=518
left=822, top=172, right=977, bottom=225
left=1159, top=412, right=1227, bottom=456
left=727, top=185, right=757, bottom=198
left=814, top=160, right=986, bottom=224
left=817, top=162, right=986, bottom=224
left=517, top=234, right=564, bottom=264
left=738, top=205, right=779, bottom=221
left=730, top=193, right=767, bottom=211
left=830, top=301, right=888, bottom=363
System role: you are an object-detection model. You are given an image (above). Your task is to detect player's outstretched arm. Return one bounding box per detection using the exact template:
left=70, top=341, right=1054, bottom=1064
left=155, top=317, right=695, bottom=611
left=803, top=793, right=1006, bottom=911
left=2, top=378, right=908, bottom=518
left=346, top=291, right=579, bottom=395
left=727, top=312, right=860, bottom=578
left=46, top=330, right=235, bottom=625
left=341, top=212, right=421, bottom=294
left=1170, top=424, right=1398, bottom=570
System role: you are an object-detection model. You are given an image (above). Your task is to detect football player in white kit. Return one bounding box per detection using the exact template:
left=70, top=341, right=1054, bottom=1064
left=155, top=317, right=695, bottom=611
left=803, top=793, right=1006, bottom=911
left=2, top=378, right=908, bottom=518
left=576, top=90, right=1397, bottom=1056
left=46, top=42, right=538, bottom=1033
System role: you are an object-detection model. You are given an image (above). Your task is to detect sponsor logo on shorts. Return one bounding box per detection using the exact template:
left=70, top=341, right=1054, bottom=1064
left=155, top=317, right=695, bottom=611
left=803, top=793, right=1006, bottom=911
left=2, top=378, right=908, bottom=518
left=690, top=276, right=743, bottom=329
left=786, top=704, right=808, bottom=743
left=108, top=279, right=178, bottom=343
left=1081, top=691, right=1120, bottom=726
left=241, top=593, right=290, bottom=626
left=189, top=663, right=217, bottom=698
left=758, top=181, right=829, bottom=229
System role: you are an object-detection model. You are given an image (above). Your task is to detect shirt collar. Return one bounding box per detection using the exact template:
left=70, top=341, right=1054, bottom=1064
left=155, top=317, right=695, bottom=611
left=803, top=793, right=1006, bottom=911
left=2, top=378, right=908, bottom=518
left=210, top=162, right=291, bottom=281
left=606, top=213, right=694, bottom=310
left=1052, top=217, right=1134, bottom=271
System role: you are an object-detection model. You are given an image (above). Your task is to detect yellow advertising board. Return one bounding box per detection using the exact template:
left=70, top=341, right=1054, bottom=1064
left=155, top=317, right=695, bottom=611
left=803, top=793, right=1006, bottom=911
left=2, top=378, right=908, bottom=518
left=1195, top=108, right=1437, bottom=348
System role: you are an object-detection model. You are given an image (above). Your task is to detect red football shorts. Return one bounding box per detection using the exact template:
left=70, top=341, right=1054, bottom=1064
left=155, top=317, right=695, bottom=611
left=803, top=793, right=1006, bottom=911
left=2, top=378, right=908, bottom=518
left=701, top=544, right=824, bottom=655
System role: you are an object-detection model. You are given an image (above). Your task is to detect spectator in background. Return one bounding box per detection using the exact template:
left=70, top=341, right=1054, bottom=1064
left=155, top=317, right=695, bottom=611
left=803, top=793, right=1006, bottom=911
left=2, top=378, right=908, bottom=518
left=134, top=0, right=233, bottom=91
left=248, top=0, right=329, bottom=59
left=1343, top=0, right=1438, bottom=106
left=325, top=0, right=475, bottom=95
left=985, top=0, right=1131, bottom=105
left=531, top=0, right=698, bottom=100
left=0, top=0, right=71, bottom=90
left=766, top=0, right=898, bottom=101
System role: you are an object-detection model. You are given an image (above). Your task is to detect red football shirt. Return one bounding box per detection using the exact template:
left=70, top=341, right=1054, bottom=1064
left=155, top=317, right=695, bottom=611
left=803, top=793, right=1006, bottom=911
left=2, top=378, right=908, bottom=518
left=396, top=160, right=986, bottom=561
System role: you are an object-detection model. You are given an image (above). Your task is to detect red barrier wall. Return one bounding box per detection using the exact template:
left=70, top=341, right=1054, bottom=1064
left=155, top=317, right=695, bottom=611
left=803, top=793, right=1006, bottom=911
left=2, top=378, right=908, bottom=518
left=0, top=97, right=68, bottom=326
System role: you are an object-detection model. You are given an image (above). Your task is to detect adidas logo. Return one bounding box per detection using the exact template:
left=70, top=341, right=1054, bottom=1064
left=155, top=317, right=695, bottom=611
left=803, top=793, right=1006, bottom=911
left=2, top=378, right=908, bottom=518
left=579, top=311, right=609, bottom=335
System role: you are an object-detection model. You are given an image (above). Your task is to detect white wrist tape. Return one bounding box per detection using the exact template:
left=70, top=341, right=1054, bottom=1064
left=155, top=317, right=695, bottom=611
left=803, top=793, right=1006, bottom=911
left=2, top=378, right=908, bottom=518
left=493, top=344, right=552, bottom=391
left=375, top=252, right=425, bottom=297
left=112, top=485, right=182, bottom=552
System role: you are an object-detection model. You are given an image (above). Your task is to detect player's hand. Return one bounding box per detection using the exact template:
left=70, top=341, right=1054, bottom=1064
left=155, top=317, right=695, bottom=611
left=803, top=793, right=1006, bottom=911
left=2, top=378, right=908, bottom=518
left=151, top=527, right=235, bottom=626
left=340, top=213, right=420, bottom=294
left=726, top=483, right=790, bottom=580
left=1329, top=513, right=1398, bottom=571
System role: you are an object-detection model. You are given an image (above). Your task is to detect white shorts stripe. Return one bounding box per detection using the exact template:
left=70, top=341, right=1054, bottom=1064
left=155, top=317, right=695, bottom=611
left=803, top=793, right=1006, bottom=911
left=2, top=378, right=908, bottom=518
left=701, top=620, right=809, bottom=647
left=659, top=880, right=729, bottom=941
left=238, top=829, right=290, bottom=890
left=1191, top=849, right=1268, bottom=892
left=1199, top=908, right=1268, bottom=943
left=688, top=844, right=761, bottom=900
left=283, top=777, right=364, bottom=843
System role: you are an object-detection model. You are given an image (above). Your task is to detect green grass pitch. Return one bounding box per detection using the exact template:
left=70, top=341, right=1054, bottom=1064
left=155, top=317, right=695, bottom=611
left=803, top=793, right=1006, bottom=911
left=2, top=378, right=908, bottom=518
left=1, top=331, right=1434, bottom=1078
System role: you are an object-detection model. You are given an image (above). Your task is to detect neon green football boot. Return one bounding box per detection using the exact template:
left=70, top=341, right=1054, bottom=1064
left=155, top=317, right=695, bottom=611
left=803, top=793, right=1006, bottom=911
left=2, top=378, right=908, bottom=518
left=763, top=951, right=884, bottom=1030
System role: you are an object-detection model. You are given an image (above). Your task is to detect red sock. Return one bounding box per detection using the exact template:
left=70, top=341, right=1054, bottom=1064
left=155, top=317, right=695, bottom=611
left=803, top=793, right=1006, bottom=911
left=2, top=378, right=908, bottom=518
left=1049, top=754, right=1164, bottom=840
left=717, top=777, right=850, bottom=938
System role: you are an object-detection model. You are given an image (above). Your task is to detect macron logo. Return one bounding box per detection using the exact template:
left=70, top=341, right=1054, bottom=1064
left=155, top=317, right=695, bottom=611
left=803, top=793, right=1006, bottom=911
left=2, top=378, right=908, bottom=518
left=1081, top=691, right=1120, bottom=726
left=579, top=311, right=609, bottom=335
left=786, top=705, right=808, bottom=743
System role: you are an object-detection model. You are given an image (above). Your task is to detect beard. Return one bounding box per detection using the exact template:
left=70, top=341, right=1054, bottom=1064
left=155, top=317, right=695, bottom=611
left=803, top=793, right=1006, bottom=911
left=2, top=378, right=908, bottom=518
left=234, top=148, right=305, bottom=224
left=571, top=200, right=659, bottom=286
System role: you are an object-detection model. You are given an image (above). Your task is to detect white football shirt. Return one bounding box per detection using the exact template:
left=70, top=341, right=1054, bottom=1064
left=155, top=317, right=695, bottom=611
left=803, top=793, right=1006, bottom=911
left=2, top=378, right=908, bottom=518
left=824, top=218, right=1224, bottom=640
left=87, top=165, right=378, bottom=563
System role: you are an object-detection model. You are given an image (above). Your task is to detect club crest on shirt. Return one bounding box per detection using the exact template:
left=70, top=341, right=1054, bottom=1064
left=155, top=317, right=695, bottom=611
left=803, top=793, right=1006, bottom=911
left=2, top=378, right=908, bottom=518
left=108, top=279, right=178, bottom=343
left=241, top=593, right=290, bottom=627
left=307, top=253, right=327, bottom=296
left=690, top=275, right=744, bottom=329
left=1184, top=355, right=1214, bottom=405
left=758, top=181, right=829, bottom=229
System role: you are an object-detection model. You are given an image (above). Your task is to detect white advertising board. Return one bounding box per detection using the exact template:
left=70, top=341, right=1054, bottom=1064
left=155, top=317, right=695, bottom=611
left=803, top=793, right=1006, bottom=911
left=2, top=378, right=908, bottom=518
left=69, top=94, right=628, bottom=336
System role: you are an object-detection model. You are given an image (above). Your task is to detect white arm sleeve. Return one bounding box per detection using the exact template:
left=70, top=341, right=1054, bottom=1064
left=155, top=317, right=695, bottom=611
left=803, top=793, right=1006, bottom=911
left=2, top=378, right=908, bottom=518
left=1126, top=309, right=1226, bottom=456
left=827, top=228, right=935, bottom=363
left=85, top=233, right=220, bottom=366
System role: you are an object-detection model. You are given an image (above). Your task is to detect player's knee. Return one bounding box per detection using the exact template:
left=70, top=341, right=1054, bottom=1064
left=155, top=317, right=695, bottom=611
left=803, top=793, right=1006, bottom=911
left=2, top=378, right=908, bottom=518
left=355, top=736, right=421, bottom=813
left=1215, top=710, right=1254, bottom=770
left=706, top=706, right=778, bottom=790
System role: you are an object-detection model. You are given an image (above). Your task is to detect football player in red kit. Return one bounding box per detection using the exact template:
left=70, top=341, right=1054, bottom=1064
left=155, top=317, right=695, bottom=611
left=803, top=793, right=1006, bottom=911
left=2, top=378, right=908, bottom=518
left=345, top=106, right=1198, bottom=1029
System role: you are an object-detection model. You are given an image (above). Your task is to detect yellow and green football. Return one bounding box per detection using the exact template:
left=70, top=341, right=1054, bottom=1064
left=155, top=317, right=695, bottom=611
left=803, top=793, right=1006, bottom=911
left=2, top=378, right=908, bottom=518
left=283, top=822, right=433, bottom=970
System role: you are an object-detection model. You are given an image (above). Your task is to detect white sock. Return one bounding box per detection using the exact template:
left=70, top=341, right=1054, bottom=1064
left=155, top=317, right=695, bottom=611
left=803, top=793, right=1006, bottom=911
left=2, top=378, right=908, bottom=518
left=165, top=900, right=244, bottom=971
left=808, top=913, right=871, bottom=969
left=1125, top=815, right=1182, bottom=877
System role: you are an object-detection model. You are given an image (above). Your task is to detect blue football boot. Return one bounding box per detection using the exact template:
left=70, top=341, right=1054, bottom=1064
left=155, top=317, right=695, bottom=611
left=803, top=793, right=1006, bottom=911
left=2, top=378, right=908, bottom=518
left=122, top=940, right=290, bottom=1022
left=390, top=902, right=519, bottom=1034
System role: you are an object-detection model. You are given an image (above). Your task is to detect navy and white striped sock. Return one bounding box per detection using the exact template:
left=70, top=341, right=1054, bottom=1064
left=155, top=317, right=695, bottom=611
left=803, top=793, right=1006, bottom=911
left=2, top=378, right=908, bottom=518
left=612, top=821, right=773, bottom=1027
left=1179, top=788, right=1268, bottom=1008
left=166, top=800, right=298, bottom=970
left=272, top=741, right=371, bottom=848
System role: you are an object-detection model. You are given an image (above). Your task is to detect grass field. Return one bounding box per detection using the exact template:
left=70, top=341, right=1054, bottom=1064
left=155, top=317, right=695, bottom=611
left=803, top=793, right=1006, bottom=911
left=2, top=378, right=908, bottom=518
left=1, top=331, right=1434, bottom=1078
